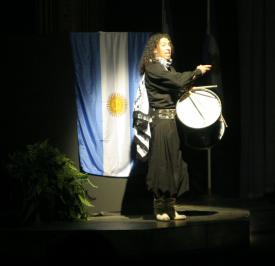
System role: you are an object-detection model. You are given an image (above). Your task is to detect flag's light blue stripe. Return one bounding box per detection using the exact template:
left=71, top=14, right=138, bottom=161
left=70, top=32, right=103, bottom=175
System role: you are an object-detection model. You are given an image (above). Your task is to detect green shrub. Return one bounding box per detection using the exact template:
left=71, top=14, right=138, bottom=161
left=6, top=140, right=96, bottom=225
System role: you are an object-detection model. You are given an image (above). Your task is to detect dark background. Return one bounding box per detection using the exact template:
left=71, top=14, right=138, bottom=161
left=1, top=0, right=274, bottom=213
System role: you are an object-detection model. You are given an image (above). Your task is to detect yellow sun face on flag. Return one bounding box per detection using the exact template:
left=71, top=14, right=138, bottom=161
left=107, top=93, right=128, bottom=116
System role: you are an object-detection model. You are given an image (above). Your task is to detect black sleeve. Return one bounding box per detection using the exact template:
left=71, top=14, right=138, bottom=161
left=145, top=62, right=202, bottom=92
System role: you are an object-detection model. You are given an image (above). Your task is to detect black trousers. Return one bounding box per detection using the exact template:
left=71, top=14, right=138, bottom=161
left=146, top=118, right=189, bottom=198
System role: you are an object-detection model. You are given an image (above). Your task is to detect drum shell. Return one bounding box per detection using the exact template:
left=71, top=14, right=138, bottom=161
left=176, top=116, right=222, bottom=150
left=175, top=87, right=224, bottom=149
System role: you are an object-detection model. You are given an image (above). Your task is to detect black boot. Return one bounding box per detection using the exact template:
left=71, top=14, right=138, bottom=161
left=153, top=198, right=170, bottom=221
left=153, top=198, right=166, bottom=215
left=165, top=198, right=176, bottom=219
left=166, top=197, right=187, bottom=220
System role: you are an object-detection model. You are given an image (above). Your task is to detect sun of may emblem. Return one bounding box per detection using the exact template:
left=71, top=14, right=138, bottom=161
left=107, top=93, right=127, bottom=116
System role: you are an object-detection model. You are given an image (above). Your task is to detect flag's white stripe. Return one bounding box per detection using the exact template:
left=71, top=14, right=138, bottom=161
left=100, top=32, right=131, bottom=176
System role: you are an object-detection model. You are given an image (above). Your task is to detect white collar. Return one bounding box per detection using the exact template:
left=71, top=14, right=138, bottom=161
left=155, top=57, right=172, bottom=70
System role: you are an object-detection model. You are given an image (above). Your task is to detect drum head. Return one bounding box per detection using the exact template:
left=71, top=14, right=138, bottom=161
left=176, top=88, right=222, bottom=129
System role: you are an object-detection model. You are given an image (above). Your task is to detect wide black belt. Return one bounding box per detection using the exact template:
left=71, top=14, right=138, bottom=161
left=151, top=108, right=176, bottom=119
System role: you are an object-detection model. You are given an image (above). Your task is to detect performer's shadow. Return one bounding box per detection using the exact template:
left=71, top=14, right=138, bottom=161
left=121, top=158, right=153, bottom=216
left=177, top=210, right=217, bottom=216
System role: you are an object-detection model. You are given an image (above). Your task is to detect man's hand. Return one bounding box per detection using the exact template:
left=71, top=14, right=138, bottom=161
left=196, top=64, right=212, bottom=75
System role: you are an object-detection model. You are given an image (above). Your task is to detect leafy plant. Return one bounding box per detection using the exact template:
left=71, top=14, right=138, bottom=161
left=6, top=140, right=96, bottom=225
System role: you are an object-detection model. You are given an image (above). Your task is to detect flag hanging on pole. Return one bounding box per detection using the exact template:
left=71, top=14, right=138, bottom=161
left=70, top=32, right=150, bottom=177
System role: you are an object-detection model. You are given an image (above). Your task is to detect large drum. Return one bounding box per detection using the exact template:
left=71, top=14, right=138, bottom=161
left=176, top=86, right=226, bottom=149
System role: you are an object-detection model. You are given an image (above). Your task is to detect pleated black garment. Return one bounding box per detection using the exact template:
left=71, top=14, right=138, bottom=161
left=146, top=116, right=189, bottom=197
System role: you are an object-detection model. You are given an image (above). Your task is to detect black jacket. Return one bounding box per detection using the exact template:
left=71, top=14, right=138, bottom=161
left=145, top=61, right=202, bottom=109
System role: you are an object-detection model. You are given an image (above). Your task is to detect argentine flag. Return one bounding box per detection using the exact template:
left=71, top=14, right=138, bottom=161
left=70, top=32, right=150, bottom=177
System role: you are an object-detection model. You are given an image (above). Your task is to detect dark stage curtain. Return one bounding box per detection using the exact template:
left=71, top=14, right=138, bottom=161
left=238, top=0, right=275, bottom=198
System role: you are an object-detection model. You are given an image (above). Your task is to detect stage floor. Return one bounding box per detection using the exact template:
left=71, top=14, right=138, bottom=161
left=1, top=203, right=250, bottom=265
left=87, top=203, right=250, bottom=229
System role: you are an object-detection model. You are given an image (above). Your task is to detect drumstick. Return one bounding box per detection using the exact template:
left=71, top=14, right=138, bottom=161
left=188, top=94, right=205, bottom=120
left=192, top=85, right=218, bottom=89
left=192, top=91, right=216, bottom=98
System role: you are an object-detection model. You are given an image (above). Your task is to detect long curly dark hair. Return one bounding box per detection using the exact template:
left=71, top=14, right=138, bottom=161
left=139, top=33, right=173, bottom=75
